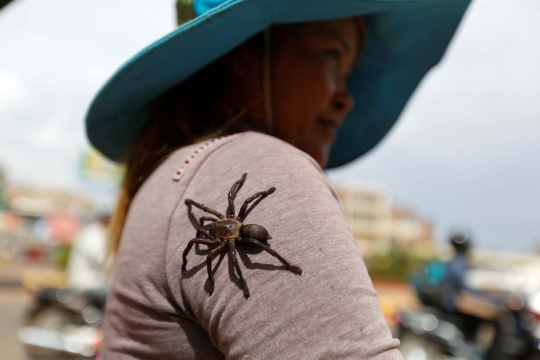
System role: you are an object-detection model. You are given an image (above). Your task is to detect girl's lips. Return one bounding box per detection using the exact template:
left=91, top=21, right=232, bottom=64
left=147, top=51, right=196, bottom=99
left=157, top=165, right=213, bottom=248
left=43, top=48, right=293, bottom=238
left=317, top=117, right=342, bottom=142
left=317, top=117, right=342, bottom=129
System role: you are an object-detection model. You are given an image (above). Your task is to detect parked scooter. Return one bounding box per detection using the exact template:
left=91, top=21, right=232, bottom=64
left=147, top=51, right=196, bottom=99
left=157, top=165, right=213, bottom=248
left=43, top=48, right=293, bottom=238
left=18, top=287, right=106, bottom=359
left=397, top=297, right=540, bottom=360
left=398, top=305, right=483, bottom=360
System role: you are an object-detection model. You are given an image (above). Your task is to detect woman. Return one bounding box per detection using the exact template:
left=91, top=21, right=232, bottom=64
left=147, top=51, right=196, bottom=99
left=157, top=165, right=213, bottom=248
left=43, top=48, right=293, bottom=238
left=86, top=0, right=470, bottom=358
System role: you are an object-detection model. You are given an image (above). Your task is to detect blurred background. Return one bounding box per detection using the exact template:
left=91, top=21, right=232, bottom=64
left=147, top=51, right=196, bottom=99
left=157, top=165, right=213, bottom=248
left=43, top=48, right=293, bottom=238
left=0, top=0, right=539, bottom=359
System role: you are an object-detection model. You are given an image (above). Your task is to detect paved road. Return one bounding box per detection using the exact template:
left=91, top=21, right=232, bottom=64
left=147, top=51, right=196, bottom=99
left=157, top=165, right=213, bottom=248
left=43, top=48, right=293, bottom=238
left=0, top=287, right=32, bottom=360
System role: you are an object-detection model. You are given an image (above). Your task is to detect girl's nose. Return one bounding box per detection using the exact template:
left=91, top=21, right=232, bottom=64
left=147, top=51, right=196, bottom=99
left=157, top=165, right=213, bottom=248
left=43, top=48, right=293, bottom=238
left=332, top=87, right=355, bottom=116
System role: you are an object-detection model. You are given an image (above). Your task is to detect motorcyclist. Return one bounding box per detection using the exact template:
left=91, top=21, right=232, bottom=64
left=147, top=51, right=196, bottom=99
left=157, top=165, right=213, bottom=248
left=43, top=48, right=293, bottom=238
left=441, top=227, right=504, bottom=360
left=441, top=227, right=475, bottom=313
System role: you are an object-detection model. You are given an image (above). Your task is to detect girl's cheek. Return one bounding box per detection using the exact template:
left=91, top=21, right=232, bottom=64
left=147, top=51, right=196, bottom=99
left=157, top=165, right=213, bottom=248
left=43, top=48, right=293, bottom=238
left=318, top=68, right=339, bottom=103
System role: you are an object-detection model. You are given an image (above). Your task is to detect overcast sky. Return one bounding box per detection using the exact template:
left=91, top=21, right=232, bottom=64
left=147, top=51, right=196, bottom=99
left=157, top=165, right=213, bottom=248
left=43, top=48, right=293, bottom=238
left=0, top=0, right=539, bottom=252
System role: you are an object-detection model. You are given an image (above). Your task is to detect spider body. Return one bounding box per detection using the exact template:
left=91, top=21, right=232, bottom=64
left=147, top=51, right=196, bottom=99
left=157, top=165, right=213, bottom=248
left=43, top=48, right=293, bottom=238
left=206, top=221, right=270, bottom=243
left=212, top=219, right=242, bottom=240
left=182, top=173, right=302, bottom=298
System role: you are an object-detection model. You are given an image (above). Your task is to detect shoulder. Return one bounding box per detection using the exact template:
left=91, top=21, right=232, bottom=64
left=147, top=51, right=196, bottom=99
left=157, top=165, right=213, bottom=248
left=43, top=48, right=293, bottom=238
left=223, top=131, right=318, bottom=163
left=135, top=131, right=328, bottom=215
left=179, top=131, right=336, bottom=203
left=160, top=131, right=333, bottom=199
left=155, top=131, right=321, bottom=180
left=199, top=131, right=322, bottom=173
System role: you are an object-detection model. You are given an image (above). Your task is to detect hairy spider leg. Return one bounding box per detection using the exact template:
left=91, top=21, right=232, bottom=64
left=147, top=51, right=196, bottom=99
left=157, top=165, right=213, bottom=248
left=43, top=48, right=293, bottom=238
left=196, top=220, right=216, bottom=238
left=229, top=241, right=250, bottom=298
left=182, top=238, right=217, bottom=271
left=199, top=216, right=218, bottom=227
left=238, top=237, right=302, bottom=275
left=237, top=187, right=276, bottom=221
left=227, top=173, right=247, bottom=218
left=197, top=228, right=216, bottom=240
left=207, top=243, right=227, bottom=295
left=185, top=199, right=224, bottom=219
left=197, top=217, right=217, bottom=236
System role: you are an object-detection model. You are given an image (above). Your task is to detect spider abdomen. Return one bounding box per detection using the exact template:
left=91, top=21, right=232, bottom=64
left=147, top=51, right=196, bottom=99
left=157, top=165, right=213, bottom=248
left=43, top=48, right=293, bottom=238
left=241, top=224, right=270, bottom=241
left=213, top=219, right=242, bottom=239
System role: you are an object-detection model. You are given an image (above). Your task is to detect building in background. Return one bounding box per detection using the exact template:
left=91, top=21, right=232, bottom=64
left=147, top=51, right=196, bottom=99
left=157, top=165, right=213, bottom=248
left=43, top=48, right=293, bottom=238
left=0, top=187, right=97, bottom=264
left=391, top=206, right=433, bottom=250
left=4, top=188, right=95, bottom=242
left=336, top=183, right=434, bottom=255
left=336, top=183, right=392, bottom=254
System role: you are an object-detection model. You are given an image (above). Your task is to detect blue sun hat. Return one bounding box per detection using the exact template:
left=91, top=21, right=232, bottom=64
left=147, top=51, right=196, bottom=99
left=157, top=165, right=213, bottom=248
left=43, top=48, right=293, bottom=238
left=86, top=0, right=471, bottom=168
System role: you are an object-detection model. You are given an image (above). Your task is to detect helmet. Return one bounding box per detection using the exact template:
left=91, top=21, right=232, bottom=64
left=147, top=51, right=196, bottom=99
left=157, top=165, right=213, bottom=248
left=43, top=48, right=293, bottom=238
left=449, top=227, right=471, bottom=254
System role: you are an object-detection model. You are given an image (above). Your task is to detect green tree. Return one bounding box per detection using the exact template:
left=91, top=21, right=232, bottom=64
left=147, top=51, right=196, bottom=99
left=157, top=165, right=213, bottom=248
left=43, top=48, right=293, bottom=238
left=368, top=247, right=423, bottom=281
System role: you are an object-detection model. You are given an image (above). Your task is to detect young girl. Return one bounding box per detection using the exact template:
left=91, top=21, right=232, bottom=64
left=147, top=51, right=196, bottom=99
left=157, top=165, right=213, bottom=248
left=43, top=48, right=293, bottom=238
left=86, top=0, right=470, bottom=358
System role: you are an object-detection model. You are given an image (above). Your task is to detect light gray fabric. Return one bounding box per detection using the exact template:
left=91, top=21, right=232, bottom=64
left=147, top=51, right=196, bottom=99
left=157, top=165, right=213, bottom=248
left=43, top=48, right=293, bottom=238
left=101, top=132, right=402, bottom=359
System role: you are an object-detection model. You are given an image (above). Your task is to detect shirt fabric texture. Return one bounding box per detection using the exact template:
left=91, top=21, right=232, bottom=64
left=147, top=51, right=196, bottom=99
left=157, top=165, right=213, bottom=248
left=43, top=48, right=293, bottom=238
left=101, top=131, right=402, bottom=359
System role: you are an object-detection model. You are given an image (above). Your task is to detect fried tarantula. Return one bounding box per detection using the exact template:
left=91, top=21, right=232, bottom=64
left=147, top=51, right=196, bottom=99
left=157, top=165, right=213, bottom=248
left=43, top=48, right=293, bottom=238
left=182, top=173, right=302, bottom=298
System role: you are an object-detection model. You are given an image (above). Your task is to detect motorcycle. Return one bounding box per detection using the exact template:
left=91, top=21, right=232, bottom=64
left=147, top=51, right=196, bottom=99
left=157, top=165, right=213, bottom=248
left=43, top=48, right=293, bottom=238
left=398, top=302, right=540, bottom=360
left=18, top=287, right=106, bottom=359
left=397, top=260, right=540, bottom=359
left=397, top=305, right=484, bottom=360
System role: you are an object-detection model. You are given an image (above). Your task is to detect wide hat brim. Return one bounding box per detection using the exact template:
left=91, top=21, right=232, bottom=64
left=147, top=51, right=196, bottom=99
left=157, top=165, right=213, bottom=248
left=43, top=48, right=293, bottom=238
left=86, top=0, right=471, bottom=168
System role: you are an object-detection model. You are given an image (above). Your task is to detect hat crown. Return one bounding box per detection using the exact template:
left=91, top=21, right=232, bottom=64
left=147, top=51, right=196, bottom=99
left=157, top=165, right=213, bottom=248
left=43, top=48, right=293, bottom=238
left=177, top=0, right=229, bottom=25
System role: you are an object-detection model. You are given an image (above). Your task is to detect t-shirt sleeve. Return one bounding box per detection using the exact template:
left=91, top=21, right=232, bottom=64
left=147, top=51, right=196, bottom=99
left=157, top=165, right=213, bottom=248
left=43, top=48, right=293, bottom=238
left=165, top=135, right=402, bottom=360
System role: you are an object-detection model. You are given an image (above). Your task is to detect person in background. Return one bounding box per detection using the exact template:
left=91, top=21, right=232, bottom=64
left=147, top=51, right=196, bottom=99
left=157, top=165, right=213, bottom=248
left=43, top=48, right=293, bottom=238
left=441, top=227, right=504, bottom=360
left=66, top=212, right=110, bottom=292
left=441, top=227, right=474, bottom=314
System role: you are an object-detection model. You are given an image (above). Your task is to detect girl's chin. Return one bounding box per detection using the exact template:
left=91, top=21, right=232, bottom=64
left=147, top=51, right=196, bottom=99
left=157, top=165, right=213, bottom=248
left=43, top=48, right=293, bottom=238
left=310, top=143, right=333, bottom=168
left=316, top=122, right=338, bottom=144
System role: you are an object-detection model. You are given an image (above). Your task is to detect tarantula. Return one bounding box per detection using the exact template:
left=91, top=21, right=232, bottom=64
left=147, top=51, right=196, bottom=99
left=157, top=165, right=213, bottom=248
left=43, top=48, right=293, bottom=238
left=182, top=173, right=302, bottom=298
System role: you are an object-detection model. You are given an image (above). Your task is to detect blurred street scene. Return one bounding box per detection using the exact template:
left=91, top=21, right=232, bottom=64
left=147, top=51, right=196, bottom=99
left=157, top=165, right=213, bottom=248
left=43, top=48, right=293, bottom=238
left=338, top=184, right=540, bottom=359
left=0, top=153, right=114, bottom=359
left=1, top=0, right=540, bottom=359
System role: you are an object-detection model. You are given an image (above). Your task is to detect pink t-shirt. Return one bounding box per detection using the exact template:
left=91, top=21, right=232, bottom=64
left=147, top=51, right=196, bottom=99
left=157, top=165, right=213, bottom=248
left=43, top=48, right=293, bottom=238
left=101, top=132, right=402, bottom=359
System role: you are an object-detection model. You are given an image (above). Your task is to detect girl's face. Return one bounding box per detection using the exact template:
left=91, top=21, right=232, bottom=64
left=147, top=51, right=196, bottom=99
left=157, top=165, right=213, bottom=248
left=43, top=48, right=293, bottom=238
left=234, top=18, right=362, bottom=167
